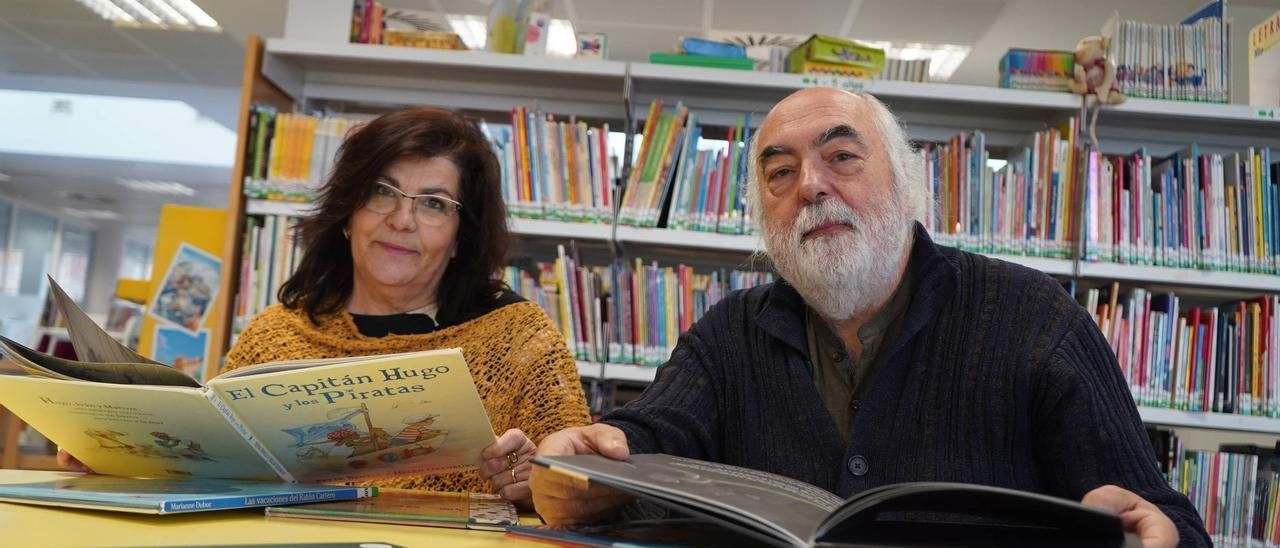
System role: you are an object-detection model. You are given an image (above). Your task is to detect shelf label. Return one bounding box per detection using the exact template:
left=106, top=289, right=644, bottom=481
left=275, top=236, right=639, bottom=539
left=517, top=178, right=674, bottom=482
left=1258, top=108, right=1280, bottom=120
left=799, top=76, right=866, bottom=91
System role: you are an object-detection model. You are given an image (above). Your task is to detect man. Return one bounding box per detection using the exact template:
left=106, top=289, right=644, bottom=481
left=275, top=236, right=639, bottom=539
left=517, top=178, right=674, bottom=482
left=531, top=88, right=1209, bottom=547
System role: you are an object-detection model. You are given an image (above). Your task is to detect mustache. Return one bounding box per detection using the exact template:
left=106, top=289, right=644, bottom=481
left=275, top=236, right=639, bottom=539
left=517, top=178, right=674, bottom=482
left=790, top=200, right=860, bottom=240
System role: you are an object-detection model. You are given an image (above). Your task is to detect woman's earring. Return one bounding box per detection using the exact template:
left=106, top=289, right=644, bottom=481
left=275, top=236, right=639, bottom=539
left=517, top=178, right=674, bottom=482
left=342, top=228, right=350, bottom=240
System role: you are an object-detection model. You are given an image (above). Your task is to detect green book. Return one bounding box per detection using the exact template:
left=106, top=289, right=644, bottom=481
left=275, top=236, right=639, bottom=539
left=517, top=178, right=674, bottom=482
left=649, top=52, right=755, bottom=71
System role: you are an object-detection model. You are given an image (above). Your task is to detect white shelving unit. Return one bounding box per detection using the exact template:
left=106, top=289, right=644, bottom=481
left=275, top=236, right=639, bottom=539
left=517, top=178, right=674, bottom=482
left=576, top=361, right=659, bottom=384
left=573, top=363, right=1280, bottom=434
left=249, top=38, right=1280, bottom=435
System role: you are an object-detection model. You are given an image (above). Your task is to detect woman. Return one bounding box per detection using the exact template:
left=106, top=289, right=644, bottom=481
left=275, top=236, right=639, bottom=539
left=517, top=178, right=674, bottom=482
left=62, top=107, right=591, bottom=507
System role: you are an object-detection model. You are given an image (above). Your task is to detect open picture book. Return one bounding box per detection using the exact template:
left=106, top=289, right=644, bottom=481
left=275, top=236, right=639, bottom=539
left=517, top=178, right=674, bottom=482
left=0, top=277, right=496, bottom=484
left=532, top=454, right=1142, bottom=548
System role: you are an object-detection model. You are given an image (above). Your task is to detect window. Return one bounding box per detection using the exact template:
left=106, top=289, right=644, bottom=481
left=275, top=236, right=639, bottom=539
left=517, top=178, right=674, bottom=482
left=55, top=225, right=95, bottom=306
left=10, top=208, right=57, bottom=297
left=119, top=239, right=154, bottom=281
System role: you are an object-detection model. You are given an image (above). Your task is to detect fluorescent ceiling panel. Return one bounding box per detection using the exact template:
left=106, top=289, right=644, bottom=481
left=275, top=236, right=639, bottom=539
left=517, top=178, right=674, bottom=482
left=0, top=89, right=235, bottom=167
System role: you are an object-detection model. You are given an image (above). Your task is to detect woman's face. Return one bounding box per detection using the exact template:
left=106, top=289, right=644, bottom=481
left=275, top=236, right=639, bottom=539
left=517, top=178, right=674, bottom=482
left=347, top=156, right=462, bottom=302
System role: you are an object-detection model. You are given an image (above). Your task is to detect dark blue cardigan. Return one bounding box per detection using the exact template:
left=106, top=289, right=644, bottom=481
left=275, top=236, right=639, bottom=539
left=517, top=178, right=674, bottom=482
left=602, top=224, right=1210, bottom=546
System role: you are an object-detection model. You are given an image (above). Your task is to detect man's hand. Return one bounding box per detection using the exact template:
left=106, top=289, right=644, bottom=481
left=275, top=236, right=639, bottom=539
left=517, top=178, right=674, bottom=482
left=530, top=423, right=634, bottom=525
left=1082, top=485, right=1178, bottom=548
left=56, top=448, right=94, bottom=474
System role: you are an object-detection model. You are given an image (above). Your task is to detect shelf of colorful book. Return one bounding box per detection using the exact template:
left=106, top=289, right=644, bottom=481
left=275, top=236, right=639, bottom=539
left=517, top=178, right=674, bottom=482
left=628, top=62, right=1280, bottom=127
left=1079, top=262, right=1280, bottom=293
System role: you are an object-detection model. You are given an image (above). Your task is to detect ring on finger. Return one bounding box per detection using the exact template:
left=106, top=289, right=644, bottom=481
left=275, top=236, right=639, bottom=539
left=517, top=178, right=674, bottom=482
left=510, top=468, right=517, bottom=485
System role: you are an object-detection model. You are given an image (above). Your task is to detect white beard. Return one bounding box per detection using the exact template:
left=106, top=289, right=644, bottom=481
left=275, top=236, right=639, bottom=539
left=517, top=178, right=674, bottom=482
left=763, top=197, right=911, bottom=321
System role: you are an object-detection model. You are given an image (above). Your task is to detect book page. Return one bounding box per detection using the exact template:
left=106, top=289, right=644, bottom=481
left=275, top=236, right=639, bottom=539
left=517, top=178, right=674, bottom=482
left=537, top=454, right=843, bottom=545
left=46, top=275, right=164, bottom=367
left=0, top=336, right=201, bottom=387
left=208, top=348, right=497, bottom=483
left=0, top=375, right=277, bottom=480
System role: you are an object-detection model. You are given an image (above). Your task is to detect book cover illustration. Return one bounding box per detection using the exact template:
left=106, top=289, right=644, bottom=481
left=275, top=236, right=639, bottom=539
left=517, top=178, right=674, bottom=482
left=267, top=488, right=516, bottom=530
left=208, top=350, right=496, bottom=483
left=281, top=406, right=447, bottom=472
left=0, top=470, right=373, bottom=514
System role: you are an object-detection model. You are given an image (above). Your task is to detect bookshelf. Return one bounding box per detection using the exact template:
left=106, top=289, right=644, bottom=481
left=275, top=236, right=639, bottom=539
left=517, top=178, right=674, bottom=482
left=221, top=35, right=1280, bottom=437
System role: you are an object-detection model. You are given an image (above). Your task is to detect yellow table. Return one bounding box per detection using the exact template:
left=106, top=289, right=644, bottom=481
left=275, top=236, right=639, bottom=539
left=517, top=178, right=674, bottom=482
left=0, top=501, right=545, bottom=547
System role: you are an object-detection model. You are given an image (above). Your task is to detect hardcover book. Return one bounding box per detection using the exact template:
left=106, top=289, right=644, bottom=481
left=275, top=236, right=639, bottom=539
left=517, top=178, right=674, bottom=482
left=266, top=488, right=516, bottom=531
left=532, top=454, right=1141, bottom=547
left=0, top=470, right=374, bottom=514
left=0, top=278, right=496, bottom=484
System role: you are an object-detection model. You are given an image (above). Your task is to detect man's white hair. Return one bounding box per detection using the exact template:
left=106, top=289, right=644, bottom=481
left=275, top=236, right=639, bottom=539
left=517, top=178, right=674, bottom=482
left=745, top=91, right=926, bottom=230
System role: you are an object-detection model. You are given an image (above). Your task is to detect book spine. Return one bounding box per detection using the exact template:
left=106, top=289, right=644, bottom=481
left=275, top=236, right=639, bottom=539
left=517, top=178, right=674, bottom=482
left=203, top=389, right=296, bottom=483
left=161, top=486, right=374, bottom=513
left=160, top=489, right=373, bottom=514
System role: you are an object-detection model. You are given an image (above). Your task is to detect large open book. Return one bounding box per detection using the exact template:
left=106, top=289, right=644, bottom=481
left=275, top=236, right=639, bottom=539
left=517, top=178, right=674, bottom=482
left=533, top=454, right=1141, bottom=547
left=0, top=277, right=496, bottom=484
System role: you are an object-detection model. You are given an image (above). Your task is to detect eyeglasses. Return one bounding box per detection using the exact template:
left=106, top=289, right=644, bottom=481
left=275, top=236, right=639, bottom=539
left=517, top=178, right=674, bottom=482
left=364, top=181, right=463, bottom=227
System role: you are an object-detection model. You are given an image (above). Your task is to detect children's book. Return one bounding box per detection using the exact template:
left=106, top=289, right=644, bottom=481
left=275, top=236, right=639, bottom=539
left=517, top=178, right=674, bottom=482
left=0, top=277, right=496, bottom=484
left=532, top=454, right=1141, bottom=548
left=0, top=470, right=374, bottom=514
left=265, top=488, right=516, bottom=531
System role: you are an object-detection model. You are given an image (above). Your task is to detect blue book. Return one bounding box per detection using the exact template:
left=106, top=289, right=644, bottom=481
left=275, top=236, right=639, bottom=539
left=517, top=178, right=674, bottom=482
left=0, top=470, right=374, bottom=514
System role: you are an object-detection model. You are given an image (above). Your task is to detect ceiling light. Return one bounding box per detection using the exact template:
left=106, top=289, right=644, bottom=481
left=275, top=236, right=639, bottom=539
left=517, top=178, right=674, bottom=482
left=75, top=0, right=220, bottom=30
left=446, top=14, right=576, bottom=57
left=855, top=40, right=971, bottom=82
left=63, top=208, right=122, bottom=221
left=117, top=179, right=196, bottom=196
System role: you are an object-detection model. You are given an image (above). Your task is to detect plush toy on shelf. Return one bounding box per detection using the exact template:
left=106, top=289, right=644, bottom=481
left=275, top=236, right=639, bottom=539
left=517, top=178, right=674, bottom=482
left=1067, top=34, right=1126, bottom=148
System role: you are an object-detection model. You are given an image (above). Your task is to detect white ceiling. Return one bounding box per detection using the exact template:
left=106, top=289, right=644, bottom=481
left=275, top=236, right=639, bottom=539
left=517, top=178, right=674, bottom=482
left=2, top=0, right=1280, bottom=229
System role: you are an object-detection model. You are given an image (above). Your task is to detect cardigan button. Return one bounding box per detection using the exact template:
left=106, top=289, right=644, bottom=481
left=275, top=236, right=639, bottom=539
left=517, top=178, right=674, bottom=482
left=847, top=455, right=869, bottom=476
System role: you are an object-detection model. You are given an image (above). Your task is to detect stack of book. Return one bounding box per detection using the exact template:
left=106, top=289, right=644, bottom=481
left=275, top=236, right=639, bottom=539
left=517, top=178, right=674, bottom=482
left=503, top=248, right=773, bottom=367
left=786, top=34, right=886, bottom=79
left=875, top=58, right=931, bottom=83
left=998, top=49, right=1075, bottom=92
left=242, top=106, right=360, bottom=202
left=650, top=38, right=755, bottom=71
left=1151, top=429, right=1280, bottom=546
left=1078, top=285, right=1278, bottom=417
left=1110, top=1, right=1229, bottom=103
left=1080, top=146, right=1279, bottom=274
left=923, top=119, right=1081, bottom=259
left=491, top=107, right=617, bottom=223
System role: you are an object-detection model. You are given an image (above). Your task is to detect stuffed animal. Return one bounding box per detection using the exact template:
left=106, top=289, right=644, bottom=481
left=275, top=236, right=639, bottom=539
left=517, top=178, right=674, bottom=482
left=1068, top=35, right=1125, bottom=105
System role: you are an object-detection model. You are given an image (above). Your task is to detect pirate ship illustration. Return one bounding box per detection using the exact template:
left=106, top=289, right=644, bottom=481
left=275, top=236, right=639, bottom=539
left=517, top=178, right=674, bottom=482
left=285, top=403, right=448, bottom=470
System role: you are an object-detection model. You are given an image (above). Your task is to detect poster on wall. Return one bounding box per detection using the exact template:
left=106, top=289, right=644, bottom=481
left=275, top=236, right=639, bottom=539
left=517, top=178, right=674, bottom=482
left=153, top=325, right=209, bottom=379
left=148, top=243, right=221, bottom=335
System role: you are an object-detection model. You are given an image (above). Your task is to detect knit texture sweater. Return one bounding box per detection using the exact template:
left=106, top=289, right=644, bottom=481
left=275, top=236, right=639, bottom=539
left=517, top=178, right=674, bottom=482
left=224, top=300, right=592, bottom=494
left=602, top=224, right=1211, bottom=546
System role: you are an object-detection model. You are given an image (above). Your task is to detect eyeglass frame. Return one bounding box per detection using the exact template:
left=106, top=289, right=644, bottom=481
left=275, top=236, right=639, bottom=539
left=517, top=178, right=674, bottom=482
left=363, top=180, right=463, bottom=225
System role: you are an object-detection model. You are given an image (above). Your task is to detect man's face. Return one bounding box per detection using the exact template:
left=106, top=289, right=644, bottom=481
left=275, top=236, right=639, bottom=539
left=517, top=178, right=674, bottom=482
left=755, top=89, right=910, bottom=320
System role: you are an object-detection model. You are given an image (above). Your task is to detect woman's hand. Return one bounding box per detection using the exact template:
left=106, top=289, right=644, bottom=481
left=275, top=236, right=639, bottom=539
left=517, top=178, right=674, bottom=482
left=478, top=429, right=536, bottom=507
left=56, top=448, right=94, bottom=474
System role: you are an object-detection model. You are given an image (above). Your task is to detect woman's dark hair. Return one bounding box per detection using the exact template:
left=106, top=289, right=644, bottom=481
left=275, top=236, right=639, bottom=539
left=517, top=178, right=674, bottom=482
left=279, top=107, right=511, bottom=324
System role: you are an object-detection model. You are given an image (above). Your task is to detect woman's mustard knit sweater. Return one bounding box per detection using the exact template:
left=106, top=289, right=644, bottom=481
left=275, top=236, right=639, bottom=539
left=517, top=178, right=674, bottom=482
left=222, top=300, right=591, bottom=494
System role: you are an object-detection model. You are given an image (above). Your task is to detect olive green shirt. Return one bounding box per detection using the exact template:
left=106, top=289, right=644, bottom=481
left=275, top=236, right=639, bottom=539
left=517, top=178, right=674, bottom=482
left=805, top=267, right=913, bottom=443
